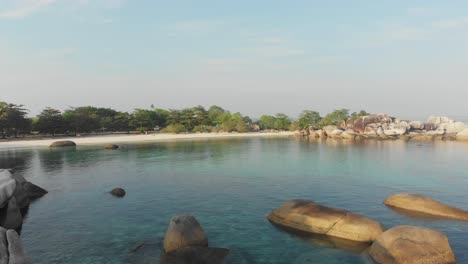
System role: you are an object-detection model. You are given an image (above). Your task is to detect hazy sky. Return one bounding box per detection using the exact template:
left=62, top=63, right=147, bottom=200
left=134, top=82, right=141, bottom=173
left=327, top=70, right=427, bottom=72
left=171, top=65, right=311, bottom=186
left=1, top=0, right=467, bottom=120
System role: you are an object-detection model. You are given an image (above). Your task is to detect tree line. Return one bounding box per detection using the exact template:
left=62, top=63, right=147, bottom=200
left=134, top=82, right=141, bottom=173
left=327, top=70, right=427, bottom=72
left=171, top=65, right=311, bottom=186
left=0, top=100, right=368, bottom=138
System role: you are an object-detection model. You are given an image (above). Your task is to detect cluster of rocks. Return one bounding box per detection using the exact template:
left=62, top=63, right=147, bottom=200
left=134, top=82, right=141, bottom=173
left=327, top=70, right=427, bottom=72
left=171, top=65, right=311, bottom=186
left=268, top=194, right=466, bottom=264
left=0, top=170, right=48, bottom=231
left=0, top=169, right=47, bottom=264
left=296, top=114, right=468, bottom=141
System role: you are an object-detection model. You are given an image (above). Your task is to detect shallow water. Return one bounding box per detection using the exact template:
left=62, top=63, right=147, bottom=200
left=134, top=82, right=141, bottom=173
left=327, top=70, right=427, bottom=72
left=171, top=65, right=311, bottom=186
left=1, top=137, right=468, bottom=264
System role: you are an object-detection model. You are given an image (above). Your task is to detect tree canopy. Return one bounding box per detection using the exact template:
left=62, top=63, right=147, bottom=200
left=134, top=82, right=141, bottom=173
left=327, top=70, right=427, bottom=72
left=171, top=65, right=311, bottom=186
left=0, top=100, right=370, bottom=137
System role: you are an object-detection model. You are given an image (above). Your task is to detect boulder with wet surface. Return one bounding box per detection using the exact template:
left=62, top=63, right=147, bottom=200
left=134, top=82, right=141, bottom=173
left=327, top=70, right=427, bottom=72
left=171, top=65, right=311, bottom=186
left=267, top=199, right=384, bottom=243
left=385, top=193, right=468, bottom=221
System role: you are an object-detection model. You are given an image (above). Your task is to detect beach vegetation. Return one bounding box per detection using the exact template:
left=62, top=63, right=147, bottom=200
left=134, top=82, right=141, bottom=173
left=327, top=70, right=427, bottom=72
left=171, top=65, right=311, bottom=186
left=0, top=100, right=369, bottom=138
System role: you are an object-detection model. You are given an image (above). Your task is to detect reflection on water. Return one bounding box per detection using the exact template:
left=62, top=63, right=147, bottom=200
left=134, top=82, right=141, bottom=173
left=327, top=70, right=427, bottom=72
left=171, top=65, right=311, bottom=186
left=0, top=138, right=468, bottom=264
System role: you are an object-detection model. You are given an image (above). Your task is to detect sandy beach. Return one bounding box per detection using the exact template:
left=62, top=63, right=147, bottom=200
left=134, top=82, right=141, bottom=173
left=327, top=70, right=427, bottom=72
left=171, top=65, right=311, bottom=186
left=0, top=132, right=295, bottom=150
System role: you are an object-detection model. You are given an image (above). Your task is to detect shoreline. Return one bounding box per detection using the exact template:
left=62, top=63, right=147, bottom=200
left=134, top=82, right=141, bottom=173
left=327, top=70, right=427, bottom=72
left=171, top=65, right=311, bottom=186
left=0, top=132, right=295, bottom=150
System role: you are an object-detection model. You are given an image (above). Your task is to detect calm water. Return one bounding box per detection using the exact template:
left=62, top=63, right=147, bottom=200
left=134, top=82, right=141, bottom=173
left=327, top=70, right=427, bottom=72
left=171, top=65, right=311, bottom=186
left=1, top=137, right=468, bottom=264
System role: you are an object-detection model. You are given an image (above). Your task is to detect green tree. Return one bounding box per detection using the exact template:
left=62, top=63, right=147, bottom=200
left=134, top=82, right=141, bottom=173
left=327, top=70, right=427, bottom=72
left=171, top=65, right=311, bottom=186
left=130, top=109, right=158, bottom=131
left=298, top=110, right=322, bottom=129
left=259, top=115, right=276, bottom=130
left=321, top=109, right=349, bottom=126
left=0, top=102, right=8, bottom=138
left=219, top=112, right=250, bottom=132
left=207, top=105, right=227, bottom=126
left=274, top=113, right=291, bottom=130
left=63, top=107, right=100, bottom=134
left=35, top=107, right=65, bottom=135
left=350, top=110, right=370, bottom=120
left=0, top=102, right=31, bottom=138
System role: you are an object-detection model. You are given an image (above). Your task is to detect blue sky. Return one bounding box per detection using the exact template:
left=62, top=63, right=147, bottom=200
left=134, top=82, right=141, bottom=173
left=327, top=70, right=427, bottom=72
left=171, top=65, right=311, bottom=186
left=1, top=0, right=468, bottom=119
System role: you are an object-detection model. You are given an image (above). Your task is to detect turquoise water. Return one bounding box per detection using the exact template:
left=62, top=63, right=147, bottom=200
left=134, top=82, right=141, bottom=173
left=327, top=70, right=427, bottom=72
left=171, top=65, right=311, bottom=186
left=1, top=137, right=468, bottom=263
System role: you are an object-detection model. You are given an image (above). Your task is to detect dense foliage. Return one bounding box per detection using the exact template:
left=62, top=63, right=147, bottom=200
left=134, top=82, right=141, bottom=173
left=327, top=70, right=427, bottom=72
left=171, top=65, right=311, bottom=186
left=0, top=100, right=369, bottom=137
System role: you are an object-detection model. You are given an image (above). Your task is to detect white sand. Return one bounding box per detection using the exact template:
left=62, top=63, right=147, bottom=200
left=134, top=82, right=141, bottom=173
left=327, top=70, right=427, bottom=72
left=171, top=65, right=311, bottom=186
left=0, top=132, right=295, bottom=150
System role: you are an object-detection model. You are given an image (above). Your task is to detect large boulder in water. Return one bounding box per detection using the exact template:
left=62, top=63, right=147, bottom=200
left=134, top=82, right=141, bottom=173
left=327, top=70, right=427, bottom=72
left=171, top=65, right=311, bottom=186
left=159, top=246, right=229, bottom=264
left=369, top=226, right=456, bottom=264
left=0, top=170, right=16, bottom=208
left=163, top=215, right=208, bottom=253
left=267, top=199, right=383, bottom=243
left=23, top=182, right=48, bottom=200
left=49, top=140, right=76, bottom=148
left=6, top=229, right=30, bottom=264
left=384, top=193, right=468, bottom=221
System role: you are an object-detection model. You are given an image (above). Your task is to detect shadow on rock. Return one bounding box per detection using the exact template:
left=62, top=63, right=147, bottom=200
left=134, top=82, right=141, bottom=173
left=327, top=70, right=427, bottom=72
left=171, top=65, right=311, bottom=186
left=271, top=223, right=371, bottom=254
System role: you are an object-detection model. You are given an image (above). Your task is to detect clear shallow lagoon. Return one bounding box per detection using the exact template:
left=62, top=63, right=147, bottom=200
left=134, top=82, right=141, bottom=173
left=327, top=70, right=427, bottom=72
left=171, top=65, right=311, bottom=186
left=1, top=137, right=468, bottom=264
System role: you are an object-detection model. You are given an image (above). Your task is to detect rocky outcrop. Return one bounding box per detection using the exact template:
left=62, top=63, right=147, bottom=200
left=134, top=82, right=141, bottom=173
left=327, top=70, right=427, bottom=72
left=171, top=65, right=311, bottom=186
left=0, top=228, right=30, bottom=264
left=369, top=226, right=456, bottom=264
left=163, top=216, right=208, bottom=253
left=267, top=199, right=383, bottom=243
left=295, top=114, right=467, bottom=141
left=347, top=114, right=394, bottom=133
left=49, top=141, right=76, bottom=148
left=384, top=193, right=468, bottom=221
left=22, top=183, right=47, bottom=200
left=323, top=126, right=338, bottom=136
left=0, top=170, right=47, bottom=231
left=110, top=188, right=126, bottom=198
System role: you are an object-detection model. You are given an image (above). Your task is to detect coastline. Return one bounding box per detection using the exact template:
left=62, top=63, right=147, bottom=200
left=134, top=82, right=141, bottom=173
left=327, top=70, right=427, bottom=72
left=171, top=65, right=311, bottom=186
left=0, top=131, right=295, bottom=150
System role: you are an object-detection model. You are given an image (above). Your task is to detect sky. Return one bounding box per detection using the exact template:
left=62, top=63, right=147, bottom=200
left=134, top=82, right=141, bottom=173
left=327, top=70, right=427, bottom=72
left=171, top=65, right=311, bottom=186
left=1, top=0, right=468, bottom=120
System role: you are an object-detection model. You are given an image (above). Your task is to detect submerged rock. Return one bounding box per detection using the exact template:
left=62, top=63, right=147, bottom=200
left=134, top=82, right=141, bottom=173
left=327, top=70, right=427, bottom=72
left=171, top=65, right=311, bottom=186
left=267, top=199, right=383, bottom=243
left=126, top=240, right=163, bottom=264
left=369, top=226, right=456, bottom=264
left=163, top=215, right=208, bottom=253
left=159, top=246, right=229, bottom=264
left=384, top=193, right=468, bottom=221
left=110, top=188, right=126, bottom=198
left=49, top=141, right=76, bottom=148
left=104, top=144, right=119, bottom=150
left=0, top=170, right=16, bottom=208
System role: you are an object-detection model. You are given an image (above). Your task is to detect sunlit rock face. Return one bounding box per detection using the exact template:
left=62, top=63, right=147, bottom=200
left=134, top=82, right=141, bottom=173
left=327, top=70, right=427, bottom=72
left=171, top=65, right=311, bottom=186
left=267, top=199, right=384, bottom=243
left=384, top=193, right=468, bottom=221
left=369, top=226, right=456, bottom=264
